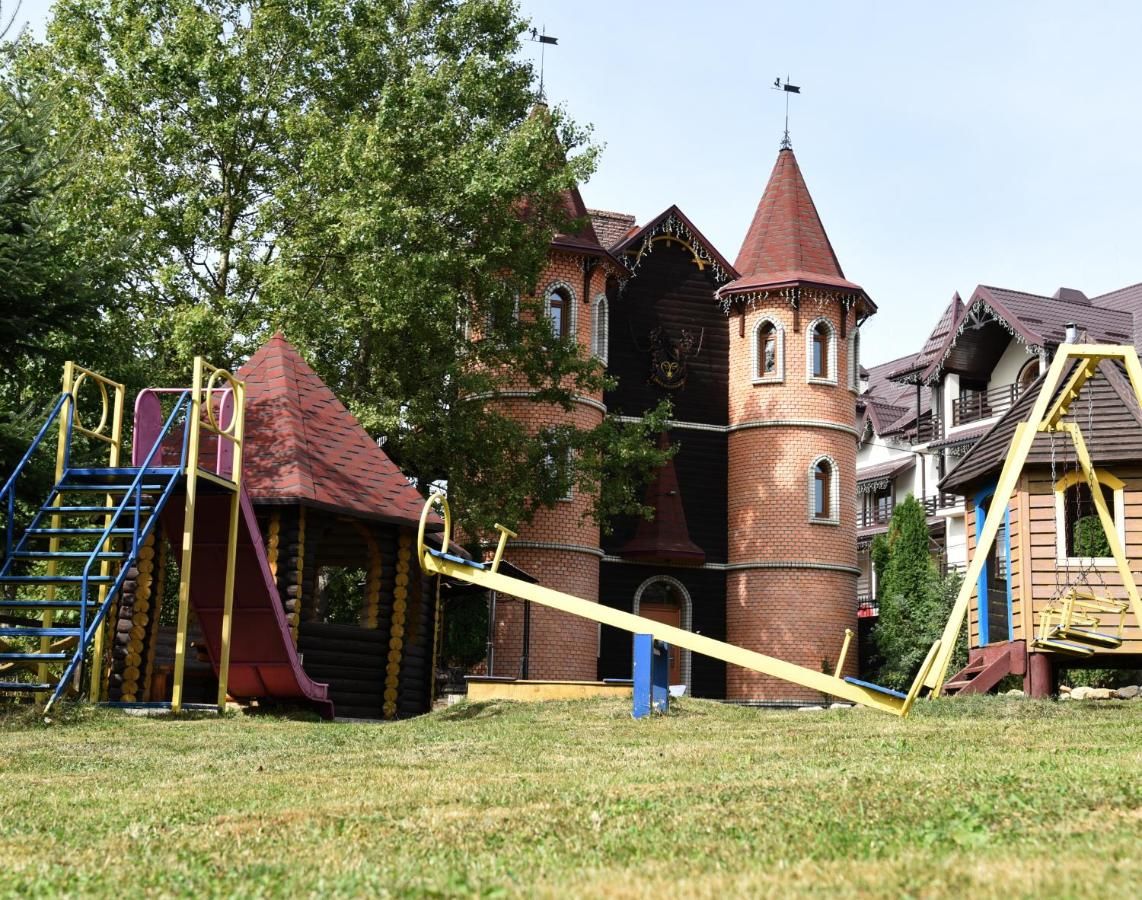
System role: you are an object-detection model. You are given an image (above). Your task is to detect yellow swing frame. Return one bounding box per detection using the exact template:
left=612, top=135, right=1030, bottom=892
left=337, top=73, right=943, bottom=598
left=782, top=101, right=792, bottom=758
left=924, top=344, right=1142, bottom=694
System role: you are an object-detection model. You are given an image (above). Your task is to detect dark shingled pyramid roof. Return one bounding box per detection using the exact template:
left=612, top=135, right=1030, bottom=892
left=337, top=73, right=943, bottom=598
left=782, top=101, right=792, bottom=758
left=617, top=434, right=705, bottom=565
left=237, top=334, right=426, bottom=526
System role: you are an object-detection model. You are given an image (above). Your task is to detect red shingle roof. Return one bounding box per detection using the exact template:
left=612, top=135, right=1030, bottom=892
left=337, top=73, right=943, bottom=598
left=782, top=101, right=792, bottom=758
left=719, top=148, right=872, bottom=314
left=236, top=335, right=427, bottom=527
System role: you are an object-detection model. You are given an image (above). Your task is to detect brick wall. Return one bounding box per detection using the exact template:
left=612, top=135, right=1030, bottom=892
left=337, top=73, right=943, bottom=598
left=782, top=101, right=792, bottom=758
left=725, top=298, right=859, bottom=701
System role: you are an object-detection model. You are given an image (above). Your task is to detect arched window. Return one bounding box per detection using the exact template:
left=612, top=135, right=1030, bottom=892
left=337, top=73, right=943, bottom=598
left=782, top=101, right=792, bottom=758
left=591, top=294, right=609, bottom=362
left=810, top=455, right=839, bottom=523
left=633, top=575, right=693, bottom=690
left=1017, top=358, right=1040, bottom=393
left=807, top=318, right=836, bottom=382
left=547, top=287, right=569, bottom=339
left=753, top=317, right=783, bottom=383
left=1054, top=469, right=1124, bottom=563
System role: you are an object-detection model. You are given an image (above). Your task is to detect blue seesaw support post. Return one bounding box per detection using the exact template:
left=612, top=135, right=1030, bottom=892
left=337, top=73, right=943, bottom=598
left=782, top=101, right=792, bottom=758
left=632, top=633, right=669, bottom=718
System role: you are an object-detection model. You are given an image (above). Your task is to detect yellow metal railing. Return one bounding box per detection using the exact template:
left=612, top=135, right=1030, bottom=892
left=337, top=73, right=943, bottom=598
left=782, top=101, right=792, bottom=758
left=170, top=357, right=247, bottom=714
left=42, top=363, right=126, bottom=701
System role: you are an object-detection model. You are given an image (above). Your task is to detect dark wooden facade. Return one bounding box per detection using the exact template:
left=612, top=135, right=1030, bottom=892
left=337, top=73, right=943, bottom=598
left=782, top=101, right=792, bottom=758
left=598, top=236, right=731, bottom=696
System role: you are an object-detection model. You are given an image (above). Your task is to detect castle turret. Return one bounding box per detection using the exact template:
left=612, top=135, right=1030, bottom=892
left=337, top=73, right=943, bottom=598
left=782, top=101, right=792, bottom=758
left=718, top=147, right=876, bottom=701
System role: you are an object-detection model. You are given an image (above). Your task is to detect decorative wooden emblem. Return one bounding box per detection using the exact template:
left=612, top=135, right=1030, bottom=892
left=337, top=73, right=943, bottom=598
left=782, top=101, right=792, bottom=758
left=648, top=326, right=703, bottom=390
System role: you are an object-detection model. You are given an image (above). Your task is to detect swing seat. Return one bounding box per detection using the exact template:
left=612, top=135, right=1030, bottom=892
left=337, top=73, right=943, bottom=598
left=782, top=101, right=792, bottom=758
left=842, top=677, right=908, bottom=700
left=1031, top=637, right=1097, bottom=657
left=1052, top=626, right=1122, bottom=649
left=425, top=548, right=486, bottom=570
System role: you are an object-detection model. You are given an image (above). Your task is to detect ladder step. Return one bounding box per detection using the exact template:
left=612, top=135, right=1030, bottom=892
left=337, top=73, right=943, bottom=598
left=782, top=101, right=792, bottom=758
left=0, top=627, right=83, bottom=639
left=944, top=680, right=974, bottom=690
left=12, top=551, right=128, bottom=559
left=26, top=528, right=138, bottom=536
left=0, top=681, right=54, bottom=692
left=0, top=575, right=114, bottom=584
left=57, top=484, right=170, bottom=493
left=0, top=652, right=70, bottom=661
left=42, top=505, right=154, bottom=514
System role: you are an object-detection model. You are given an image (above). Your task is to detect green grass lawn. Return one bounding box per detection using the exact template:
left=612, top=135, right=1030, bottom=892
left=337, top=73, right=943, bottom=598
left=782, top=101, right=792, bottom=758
left=1, top=697, right=1140, bottom=898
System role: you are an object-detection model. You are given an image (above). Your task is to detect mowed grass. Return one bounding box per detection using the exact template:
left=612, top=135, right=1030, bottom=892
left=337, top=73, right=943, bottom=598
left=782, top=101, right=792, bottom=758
left=1, top=697, right=1140, bottom=898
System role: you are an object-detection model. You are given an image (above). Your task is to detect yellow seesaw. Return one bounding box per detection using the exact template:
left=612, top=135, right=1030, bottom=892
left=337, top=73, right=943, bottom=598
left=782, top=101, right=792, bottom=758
left=417, top=494, right=940, bottom=717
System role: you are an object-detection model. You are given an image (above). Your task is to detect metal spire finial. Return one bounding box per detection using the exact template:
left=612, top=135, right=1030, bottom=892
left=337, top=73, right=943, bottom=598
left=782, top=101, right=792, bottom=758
left=529, top=27, right=558, bottom=101
left=772, top=76, right=801, bottom=149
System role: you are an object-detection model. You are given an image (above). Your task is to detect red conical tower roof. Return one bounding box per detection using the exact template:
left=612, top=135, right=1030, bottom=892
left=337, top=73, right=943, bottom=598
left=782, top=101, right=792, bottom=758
left=720, top=148, right=872, bottom=310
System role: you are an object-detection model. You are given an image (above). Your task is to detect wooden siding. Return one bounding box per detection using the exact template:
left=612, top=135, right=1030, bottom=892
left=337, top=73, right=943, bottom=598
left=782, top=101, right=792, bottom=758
left=966, top=467, right=1142, bottom=656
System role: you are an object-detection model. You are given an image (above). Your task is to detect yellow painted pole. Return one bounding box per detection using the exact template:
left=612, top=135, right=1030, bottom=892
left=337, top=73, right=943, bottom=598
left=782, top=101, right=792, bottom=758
left=89, top=379, right=125, bottom=703
left=38, top=363, right=74, bottom=699
left=834, top=628, right=853, bottom=677
left=216, top=372, right=245, bottom=712
left=172, top=357, right=204, bottom=714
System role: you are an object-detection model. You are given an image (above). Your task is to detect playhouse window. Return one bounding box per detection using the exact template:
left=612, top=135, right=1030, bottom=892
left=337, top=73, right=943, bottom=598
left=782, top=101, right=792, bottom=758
left=1054, top=470, right=1124, bottom=563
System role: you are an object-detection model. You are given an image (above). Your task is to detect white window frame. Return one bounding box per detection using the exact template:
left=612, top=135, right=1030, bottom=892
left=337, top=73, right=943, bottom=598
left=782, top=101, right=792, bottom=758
left=591, top=293, right=609, bottom=362
left=1054, top=468, right=1125, bottom=566
left=848, top=328, right=861, bottom=391
left=752, top=316, right=784, bottom=384
left=633, top=575, right=693, bottom=691
left=808, top=454, right=840, bottom=525
left=806, top=317, right=837, bottom=384
left=544, top=280, right=577, bottom=342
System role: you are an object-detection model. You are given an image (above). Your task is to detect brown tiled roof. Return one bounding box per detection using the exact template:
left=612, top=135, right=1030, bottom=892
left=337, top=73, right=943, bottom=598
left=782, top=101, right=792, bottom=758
left=973, top=285, right=1133, bottom=347
left=588, top=209, right=638, bottom=249
left=889, top=293, right=963, bottom=382
left=237, top=335, right=428, bottom=527
left=1091, top=282, right=1142, bottom=352
left=719, top=148, right=872, bottom=315
left=857, top=456, right=915, bottom=485
left=940, top=360, right=1142, bottom=494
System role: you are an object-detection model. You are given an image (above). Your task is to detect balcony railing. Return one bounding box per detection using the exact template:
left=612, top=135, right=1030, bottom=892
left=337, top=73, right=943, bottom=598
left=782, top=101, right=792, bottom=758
left=857, top=493, right=962, bottom=529
left=951, top=383, right=1021, bottom=427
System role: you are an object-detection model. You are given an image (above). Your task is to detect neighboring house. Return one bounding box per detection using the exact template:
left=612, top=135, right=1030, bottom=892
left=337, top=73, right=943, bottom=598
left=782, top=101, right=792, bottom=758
left=858, top=282, right=1142, bottom=624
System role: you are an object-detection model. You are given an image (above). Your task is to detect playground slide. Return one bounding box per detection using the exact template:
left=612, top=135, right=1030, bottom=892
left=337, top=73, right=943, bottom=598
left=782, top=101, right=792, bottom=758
left=156, top=490, right=333, bottom=718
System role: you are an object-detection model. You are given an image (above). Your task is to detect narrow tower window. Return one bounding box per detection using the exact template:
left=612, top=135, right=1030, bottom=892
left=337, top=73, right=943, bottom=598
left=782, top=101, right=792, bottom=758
left=810, top=455, right=838, bottom=523
left=812, top=322, right=829, bottom=378
left=548, top=287, right=569, bottom=339
left=752, top=318, right=783, bottom=383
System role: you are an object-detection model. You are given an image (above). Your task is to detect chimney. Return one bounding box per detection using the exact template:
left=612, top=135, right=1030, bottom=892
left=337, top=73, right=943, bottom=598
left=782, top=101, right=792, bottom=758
left=1064, top=322, right=1078, bottom=344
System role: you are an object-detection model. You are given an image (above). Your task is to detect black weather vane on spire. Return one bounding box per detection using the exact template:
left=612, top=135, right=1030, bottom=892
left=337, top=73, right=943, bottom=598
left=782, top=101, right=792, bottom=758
left=529, top=27, right=558, bottom=101
left=772, top=77, right=801, bottom=149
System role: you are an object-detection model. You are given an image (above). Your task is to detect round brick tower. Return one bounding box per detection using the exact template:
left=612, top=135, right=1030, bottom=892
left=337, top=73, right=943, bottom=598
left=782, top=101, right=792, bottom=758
left=486, top=173, right=619, bottom=681
left=719, top=145, right=876, bottom=701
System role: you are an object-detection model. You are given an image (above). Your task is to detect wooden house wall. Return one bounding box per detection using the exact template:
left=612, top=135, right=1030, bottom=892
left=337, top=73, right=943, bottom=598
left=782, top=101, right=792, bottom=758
left=605, top=240, right=729, bottom=426
left=966, top=468, right=1142, bottom=657
left=598, top=561, right=726, bottom=698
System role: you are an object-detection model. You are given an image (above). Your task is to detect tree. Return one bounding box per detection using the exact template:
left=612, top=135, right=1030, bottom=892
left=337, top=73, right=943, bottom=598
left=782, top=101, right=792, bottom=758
left=4, top=0, right=670, bottom=538
left=872, top=494, right=964, bottom=689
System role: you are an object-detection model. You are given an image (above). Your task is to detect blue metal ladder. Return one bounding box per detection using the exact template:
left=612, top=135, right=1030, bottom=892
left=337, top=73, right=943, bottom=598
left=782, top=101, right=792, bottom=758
left=0, top=390, right=190, bottom=711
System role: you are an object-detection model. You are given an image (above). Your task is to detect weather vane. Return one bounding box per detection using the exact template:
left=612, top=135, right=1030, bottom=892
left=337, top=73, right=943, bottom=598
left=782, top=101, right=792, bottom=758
left=529, top=27, right=558, bottom=101
left=772, top=76, right=801, bottom=149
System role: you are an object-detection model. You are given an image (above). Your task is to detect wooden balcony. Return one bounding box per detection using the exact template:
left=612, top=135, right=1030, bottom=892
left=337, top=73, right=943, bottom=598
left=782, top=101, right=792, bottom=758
left=951, top=383, right=1021, bottom=427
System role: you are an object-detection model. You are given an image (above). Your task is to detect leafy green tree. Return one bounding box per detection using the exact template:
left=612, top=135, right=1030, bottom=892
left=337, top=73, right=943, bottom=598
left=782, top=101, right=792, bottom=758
left=873, top=495, right=964, bottom=689
left=3, top=0, right=671, bottom=538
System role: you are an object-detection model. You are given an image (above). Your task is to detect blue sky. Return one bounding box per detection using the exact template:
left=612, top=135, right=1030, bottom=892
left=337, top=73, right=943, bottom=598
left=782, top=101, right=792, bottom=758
left=11, top=1, right=1142, bottom=366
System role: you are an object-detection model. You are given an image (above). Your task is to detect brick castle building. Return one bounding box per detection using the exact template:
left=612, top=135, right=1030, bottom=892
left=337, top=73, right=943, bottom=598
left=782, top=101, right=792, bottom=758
left=490, top=141, right=876, bottom=702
